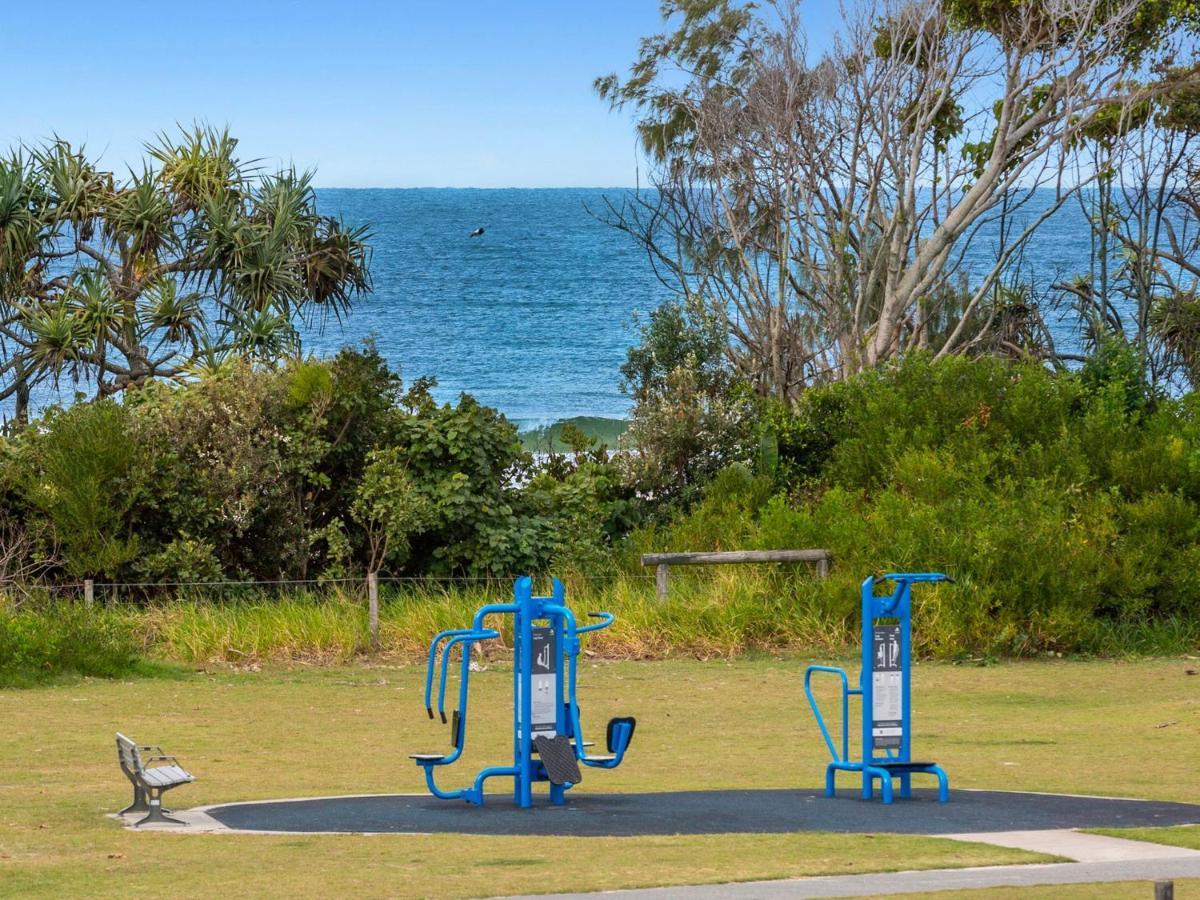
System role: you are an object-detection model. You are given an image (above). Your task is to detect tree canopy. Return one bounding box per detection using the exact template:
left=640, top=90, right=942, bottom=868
left=597, top=0, right=1200, bottom=400
left=0, top=125, right=371, bottom=421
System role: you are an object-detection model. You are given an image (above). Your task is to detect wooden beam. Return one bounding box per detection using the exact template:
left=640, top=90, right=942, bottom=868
left=641, top=550, right=831, bottom=567
left=640, top=549, right=833, bottom=601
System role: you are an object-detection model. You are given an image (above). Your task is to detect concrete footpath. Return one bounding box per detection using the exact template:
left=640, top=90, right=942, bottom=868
left=511, top=830, right=1200, bottom=899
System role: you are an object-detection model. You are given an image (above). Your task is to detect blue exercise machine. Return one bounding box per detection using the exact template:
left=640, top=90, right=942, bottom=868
left=410, top=576, right=636, bottom=807
left=805, top=572, right=952, bottom=804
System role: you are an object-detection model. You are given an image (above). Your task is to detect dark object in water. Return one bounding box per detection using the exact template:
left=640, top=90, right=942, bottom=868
left=470, top=227, right=485, bottom=237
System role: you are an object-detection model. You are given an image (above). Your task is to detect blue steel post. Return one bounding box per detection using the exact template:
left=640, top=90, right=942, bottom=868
left=812, top=573, right=949, bottom=804
left=898, top=579, right=913, bottom=799
left=411, top=575, right=628, bottom=807
left=860, top=576, right=874, bottom=800
left=515, top=577, right=535, bottom=808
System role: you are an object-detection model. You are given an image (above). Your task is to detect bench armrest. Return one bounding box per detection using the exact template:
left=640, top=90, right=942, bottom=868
left=144, top=755, right=180, bottom=766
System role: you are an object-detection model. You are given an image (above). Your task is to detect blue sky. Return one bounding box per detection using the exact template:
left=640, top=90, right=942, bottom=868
left=0, top=1, right=675, bottom=187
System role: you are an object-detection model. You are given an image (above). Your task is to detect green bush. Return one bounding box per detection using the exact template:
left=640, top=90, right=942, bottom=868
left=0, top=602, right=146, bottom=687
left=641, top=354, right=1200, bottom=656
left=20, top=401, right=145, bottom=577
left=0, top=344, right=638, bottom=584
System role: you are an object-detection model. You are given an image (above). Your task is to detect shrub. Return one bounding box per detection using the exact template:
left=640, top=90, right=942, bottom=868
left=618, top=297, right=756, bottom=503
left=0, top=602, right=145, bottom=687
left=640, top=354, right=1200, bottom=656
left=20, top=401, right=145, bottom=578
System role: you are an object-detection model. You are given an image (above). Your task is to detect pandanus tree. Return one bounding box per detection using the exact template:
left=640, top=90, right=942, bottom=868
left=0, top=125, right=371, bottom=423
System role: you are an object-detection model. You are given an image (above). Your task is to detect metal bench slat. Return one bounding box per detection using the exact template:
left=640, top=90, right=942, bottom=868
left=142, top=765, right=193, bottom=787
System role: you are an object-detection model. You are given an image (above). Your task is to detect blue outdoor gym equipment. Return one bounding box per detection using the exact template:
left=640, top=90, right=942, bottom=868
left=805, top=572, right=953, bottom=804
left=410, top=576, right=636, bottom=808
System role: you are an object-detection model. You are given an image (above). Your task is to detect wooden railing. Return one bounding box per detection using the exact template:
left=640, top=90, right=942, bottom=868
left=640, top=549, right=832, bottom=600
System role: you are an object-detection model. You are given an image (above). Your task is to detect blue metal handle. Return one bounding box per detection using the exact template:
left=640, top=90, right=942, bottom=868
left=804, top=665, right=860, bottom=764
left=881, top=572, right=953, bottom=584
left=423, top=629, right=477, bottom=717
left=576, top=611, right=614, bottom=634
left=436, top=629, right=499, bottom=721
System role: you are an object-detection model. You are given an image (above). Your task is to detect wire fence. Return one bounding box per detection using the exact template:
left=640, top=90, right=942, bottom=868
left=2, top=557, right=833, bottom=613
left=0, top=571, right=659, bottom=603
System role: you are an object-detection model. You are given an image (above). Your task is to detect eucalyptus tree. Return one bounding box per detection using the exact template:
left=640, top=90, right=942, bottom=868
left=1060, top=62, right=1200, bottom=390
left=598, top=0, right=1195, bottom=400
left=0, top=126, right=370, bottom=422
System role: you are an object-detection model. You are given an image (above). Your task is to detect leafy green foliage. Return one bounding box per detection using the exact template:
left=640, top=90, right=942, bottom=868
left=620, top=298, right=755, bottom=503
left=0, top=125, right=371, bottom=422
left=20, top=401, right=144, bottom=577
left=0, top=602, right=146, bottom=687
left=352, top=448, right=431, bottom=572
left=0, top=345, right=641, bottom=583
left=642, top=355, right=1200, bottom=655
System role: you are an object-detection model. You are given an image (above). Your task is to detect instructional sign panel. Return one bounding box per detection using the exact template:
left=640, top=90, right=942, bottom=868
left=871, top=624, right=902, bottom=750
left=530, top=626, right=558, bottom=737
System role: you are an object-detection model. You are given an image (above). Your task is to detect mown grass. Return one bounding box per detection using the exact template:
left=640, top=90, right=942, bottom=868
left=1087, top=824, right=1200, bottom=850
left=2, top=657, right=1198, bottom=898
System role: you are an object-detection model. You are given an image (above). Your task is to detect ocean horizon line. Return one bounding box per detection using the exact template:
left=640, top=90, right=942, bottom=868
left=313, top=184, right=646, bottom=192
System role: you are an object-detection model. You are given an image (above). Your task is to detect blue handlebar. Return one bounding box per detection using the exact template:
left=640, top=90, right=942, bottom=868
left=423, top=629, right=477, bottom=716
left=576, top=611, right=614, bottom=634
left=804, top=665, right=861, bottom=764
left=881, top=572, right=953, bottom=584
left=437, top=629, right=499, bottom=721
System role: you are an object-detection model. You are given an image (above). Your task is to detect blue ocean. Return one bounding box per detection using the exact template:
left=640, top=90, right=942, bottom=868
left=309, top=188, right=1100, bottom=427
left=310, top=189, right=672, bottom=427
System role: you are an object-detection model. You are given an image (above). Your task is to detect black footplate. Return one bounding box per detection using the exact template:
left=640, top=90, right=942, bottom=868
left=533, top=735, right=583, bottom=785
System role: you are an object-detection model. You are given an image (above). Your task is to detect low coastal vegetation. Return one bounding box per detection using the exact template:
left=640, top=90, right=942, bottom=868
left=4, top=338, right=1200, bottom=684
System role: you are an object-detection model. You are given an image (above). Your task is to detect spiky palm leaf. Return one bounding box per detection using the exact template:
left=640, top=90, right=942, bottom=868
left=108, top=166, right=175, bottom=264
left=69, top=269, right=125, bottom=338
left=225, top=307, right=298, bottom=359
left=0, top=123, right=372, bottom=416
left=147, top=124, right=245, bottom=213
left=21, top=299, right=92, bottom=373
left=142, top=277, right=203, bottom=344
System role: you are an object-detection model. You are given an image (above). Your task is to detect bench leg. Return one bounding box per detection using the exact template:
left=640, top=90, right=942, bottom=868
left=119, top=783, right=150, bottom=816
left=134, top=789, right=186, bottom=827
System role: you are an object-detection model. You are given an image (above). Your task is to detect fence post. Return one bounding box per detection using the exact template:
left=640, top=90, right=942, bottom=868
left=655, top=564, right=669, bottom=601
left=367, top=571, right=380, bottom=650
left=84, top=579, right=94, bottom=607
left=1156, top=880, right=1174, bottom=900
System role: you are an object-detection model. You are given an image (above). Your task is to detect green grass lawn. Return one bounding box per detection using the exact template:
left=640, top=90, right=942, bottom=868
left=1, top=657, right=1197, bottom=898
left=1088, top=825, right=1200, bottom=850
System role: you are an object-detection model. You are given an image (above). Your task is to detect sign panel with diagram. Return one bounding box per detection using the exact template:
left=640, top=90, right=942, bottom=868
left=870, top=624, right=902, bottom=750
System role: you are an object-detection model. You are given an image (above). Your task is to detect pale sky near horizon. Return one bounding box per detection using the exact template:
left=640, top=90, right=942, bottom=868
left=0, top=1, right=840, bottom=188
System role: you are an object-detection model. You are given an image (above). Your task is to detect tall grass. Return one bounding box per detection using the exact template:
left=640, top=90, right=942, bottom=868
left=135, top=567, right=1200, bottom=666
left=137, top=572, right=858, bottom=665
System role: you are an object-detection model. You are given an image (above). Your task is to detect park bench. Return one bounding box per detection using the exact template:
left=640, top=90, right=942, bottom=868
left=115, top=733, right=195, bottom=826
